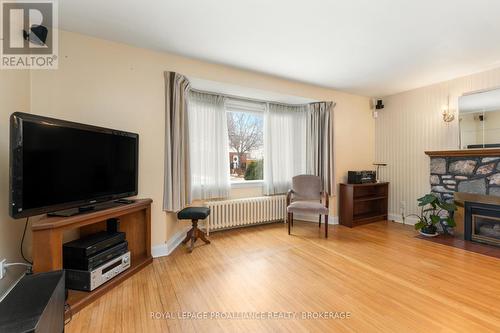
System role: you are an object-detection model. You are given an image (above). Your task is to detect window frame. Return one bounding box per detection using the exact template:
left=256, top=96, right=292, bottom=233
left=225, top=98, right=266, bottom=187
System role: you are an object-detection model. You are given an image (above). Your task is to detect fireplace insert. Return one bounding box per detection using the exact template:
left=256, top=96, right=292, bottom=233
left=464, top=201, right=500, bottom=247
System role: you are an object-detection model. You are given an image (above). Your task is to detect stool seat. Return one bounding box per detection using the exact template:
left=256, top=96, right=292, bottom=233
left=177, top=206, right=211, bottom=252
left=177, top=207, right=210, bottom=220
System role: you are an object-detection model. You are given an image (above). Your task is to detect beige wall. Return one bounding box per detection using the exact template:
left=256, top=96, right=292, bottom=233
left=8, top=31, right=374, bottom=254
left=375, top=67, right=500, bottom=220
left=0, top=70, right=31, bottom=296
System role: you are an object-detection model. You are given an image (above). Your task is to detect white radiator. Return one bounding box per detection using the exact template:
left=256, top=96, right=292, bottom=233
left=204, top=195, right=286, bottom=234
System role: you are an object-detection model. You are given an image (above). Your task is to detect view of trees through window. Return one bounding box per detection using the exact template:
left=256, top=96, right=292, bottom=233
left=227, top=111, right=264, bottom=182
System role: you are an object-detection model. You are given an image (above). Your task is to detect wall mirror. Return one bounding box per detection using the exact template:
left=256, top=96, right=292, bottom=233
left=459, top=87, right=500, bottom=149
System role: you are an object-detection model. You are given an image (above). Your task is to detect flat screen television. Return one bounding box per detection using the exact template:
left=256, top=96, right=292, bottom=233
left=9, top=112, right=139, bottom=218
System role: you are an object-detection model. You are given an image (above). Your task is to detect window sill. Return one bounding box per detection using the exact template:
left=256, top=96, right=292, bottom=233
left=230, top=180, right=264, bottom=189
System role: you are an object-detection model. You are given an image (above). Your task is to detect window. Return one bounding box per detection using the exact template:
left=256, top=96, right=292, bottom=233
left=226, top=99, right=265, bottom=183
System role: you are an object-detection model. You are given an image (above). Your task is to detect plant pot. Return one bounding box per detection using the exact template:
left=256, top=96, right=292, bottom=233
left=420, top=225, right=438, bottom=236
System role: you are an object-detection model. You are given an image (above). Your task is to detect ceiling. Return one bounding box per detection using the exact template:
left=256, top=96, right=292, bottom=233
left=59, top=0, right=500, bottom=97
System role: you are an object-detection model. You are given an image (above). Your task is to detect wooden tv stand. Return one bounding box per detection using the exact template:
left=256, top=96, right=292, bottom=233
left=31, top=198, right=153, bottom=317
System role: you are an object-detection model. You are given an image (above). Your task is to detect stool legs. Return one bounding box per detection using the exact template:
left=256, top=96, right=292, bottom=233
left=184, top=219, right=210, bottom=253
left=197, top=229, right=210, bottom=244
left=182, top=228, right=193, bottom=244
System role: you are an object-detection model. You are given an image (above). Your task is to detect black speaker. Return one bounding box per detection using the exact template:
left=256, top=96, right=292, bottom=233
left=375, top=99, right=384, bottom=110
left=348, top=171, right=376, bottom=184
left=0, top=271, right=65, bottom=333
left=107, top=218, right=120, bottom=233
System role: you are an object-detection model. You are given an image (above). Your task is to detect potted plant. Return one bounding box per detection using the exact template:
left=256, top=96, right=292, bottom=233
left=408, top=193, right=456, bottom=236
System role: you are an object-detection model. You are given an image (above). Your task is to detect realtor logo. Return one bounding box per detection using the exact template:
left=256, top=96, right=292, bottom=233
left=1, top=0, right=58, bottom=69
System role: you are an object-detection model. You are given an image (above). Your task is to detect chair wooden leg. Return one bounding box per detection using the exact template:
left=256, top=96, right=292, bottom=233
left=325, top=215, right=328, bottom=238
left=288, top=213, right=292, bottom=235
left=319, top=215, right=321, bottom=228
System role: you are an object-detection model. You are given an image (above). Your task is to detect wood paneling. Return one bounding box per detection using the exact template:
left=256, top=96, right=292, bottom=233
left=66, top=221, right=500, bottom=333
left=375, top=67, right=500, bottom=219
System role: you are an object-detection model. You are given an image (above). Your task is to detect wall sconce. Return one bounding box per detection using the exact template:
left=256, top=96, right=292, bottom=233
left=442, top=95, right=455, bottom=123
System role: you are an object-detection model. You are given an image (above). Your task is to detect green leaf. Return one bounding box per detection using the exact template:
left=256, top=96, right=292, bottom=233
left=418, top=194, right=438, bottom=206
left=437, top=201, right=457, bottom=212
left=444, top=216, right=456, bottom=227
left=430, top=215, right=440, bottom=224
left=414, top=221, right=426, bottom=230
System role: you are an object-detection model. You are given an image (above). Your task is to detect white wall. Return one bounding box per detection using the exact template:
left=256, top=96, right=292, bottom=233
left=375, top=67, right=500, bottom=220
left=0, top=70, right=31, bottom=297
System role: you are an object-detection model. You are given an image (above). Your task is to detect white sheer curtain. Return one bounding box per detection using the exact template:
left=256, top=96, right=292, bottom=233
left=264, top=103, right=307, bottom=195
left=187, top=91, right=231, bottom=200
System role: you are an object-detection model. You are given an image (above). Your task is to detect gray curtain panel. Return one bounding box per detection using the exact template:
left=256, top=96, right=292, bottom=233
left=306, top=102, right=335, bottom=195
left=163, top=71, right=191, bottom=212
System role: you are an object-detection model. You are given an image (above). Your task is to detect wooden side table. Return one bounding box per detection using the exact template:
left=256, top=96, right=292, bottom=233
left=339, top=183, right=389, bottom=227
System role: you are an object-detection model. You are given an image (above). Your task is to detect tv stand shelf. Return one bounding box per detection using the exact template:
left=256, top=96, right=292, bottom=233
left=339, top=183, right=389, bottom=227
left=31, top=198, right=153, bottom=318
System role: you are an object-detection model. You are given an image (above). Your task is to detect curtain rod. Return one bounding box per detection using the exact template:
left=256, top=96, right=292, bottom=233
left=189, top=87, right=327, bottom=107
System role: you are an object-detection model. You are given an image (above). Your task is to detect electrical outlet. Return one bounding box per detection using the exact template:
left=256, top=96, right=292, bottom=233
left=0, top=259, right=6, bottom=280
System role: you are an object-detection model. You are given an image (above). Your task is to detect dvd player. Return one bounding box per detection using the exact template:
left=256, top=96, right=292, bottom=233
left=63, top=241, right=128, bottom=271
left=63, top=231, right=125, bottom=258
left=65, top=252, right=131, bottom=291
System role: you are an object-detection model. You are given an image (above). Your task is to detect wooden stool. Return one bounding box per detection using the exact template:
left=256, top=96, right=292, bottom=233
left=177, top=207, right=211, bottom=253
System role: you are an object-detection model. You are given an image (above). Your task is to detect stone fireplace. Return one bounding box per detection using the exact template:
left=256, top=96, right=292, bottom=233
left=426, top=149, right=500, bottom=247
left=429, top=156, right=500, bottom=200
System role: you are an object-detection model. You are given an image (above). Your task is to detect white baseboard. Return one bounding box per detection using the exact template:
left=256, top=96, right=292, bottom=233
left=293, top=213, right=338, bottom=225
left=151, top=225, right=191, bottom=258
left=388, top=213, right=418, bottom=226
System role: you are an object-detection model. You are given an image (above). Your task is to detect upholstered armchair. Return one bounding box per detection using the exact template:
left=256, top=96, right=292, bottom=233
left=286, top=175, right=329, bottom=238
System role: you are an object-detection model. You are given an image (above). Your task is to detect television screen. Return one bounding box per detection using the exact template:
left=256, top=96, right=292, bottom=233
left=10, top=113, right=138, bottom=218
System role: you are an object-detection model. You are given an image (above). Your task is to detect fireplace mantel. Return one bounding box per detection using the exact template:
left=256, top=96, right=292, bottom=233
left=425, top=149, right=500, bottom=157
left=454, top=192, right=500, bottom=206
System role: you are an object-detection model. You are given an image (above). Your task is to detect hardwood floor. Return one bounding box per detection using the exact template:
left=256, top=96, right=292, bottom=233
left=66, top=221, right=500, bottom=333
